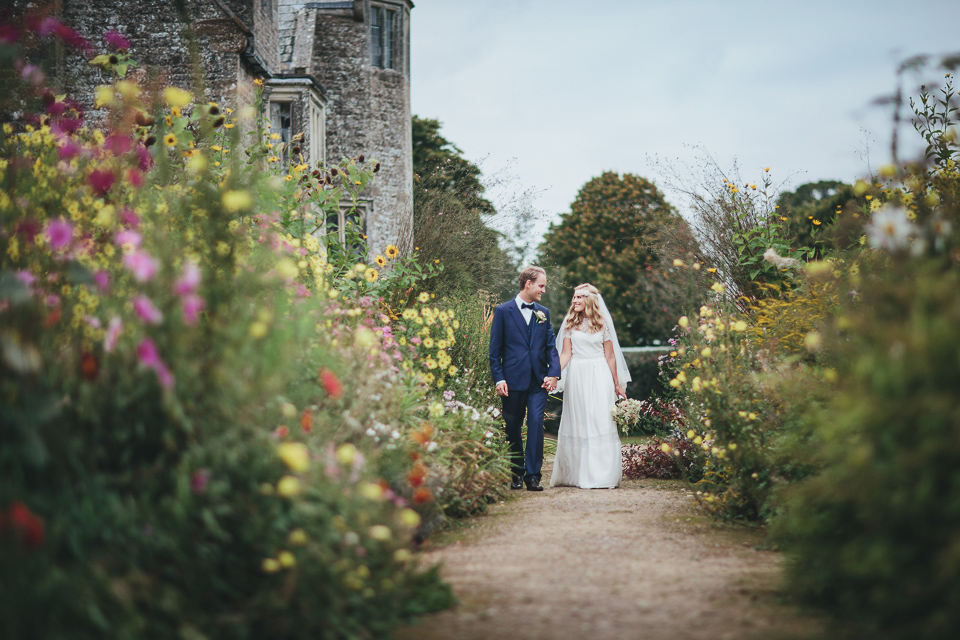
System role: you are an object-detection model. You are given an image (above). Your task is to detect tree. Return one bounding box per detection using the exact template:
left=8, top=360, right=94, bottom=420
left=412, top=116, right=515, bottom=297
left=538, top=172, right=696, bottom=346
left=776, top=180, right=856, bottom=257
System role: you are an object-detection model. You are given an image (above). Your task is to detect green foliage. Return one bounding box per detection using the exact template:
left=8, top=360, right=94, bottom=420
left=775, top=180, right=857, bottom=255
left=411, top=116, right=516, bottom=298
left=539, top=171, right=695, bottom=345
left=0, top=19, right=512, bottom=640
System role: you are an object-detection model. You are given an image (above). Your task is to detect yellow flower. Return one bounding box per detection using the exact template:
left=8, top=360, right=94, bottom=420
left=422, top=337, right=434, bottom=348
left=270, top=133, right=282, bottom=140
left=355, top=327, right=376, bottom=348
left=733, top=320, right=748, bottom=332
left=262, top=558, right=281, bottom=573
left=277, top=475, right=302, bottom=497
left=448, top=365, right=457, bottom=375
left=686, top=430, right=696, bottom=439
left=163, top=133, right=177, bottom=146
left=375, top=254, right=386, bottom=267
left=369, top=525, right=392, bottom=541
left=385, top=244, right=399, bottom=259
left=669, top=378, right=681, bottom=388
left=676, top=371, right=687, bottom=383
left=707, top=267, right=717, bottom=273
left=424, top=358, right=437, bottom=370
left=222, top=189, right=253, bottom=212
left=678, top=316, right=689, bottom=328
left=728, top=443, right=737, bottom=451
left=812, top=220, right=821, bottom=225
left=402, top=308, right=418, bottom=320
left=163, top=86, right=193, bottom=108
left=428, top=402, right=445, bottom=418
left=399, top=509, right=421, bottom=527
left=278, top=550, right=296, bottom=568
left=700, top=347, right=711, bottom=357
left=394, top=549, right=412, bottom=563
left=359, top=483, right=384, bottom=500
left=710, top=282, right=725, bottom=293
left=660, top=443, right=671, bottom=453
left=747, top=412, right=757, bottom=420
left=336, top=443, right=358, bottom=465
left=418, top=292, right=430, bottom=303
left=288, top=528, right=308, bottom=545
left=277, top=442, right=310, bottom=473
left=672, top=259, right=684, bottom=267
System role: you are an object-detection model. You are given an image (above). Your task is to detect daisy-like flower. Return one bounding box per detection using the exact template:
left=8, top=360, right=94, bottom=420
left=364, top=268, right=378, bottom=282
left=867, top=204, right=914, bottom=251
left=418, top=292, right=430, bottom=303
left=163, top=133, right=177, bottom=146
left=385, top=244, right=399, bottom=259
left=375, top=254, right=386, bottom=267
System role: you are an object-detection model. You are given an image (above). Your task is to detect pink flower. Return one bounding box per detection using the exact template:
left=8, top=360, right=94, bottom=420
left=133, top=295, right=163, bottom=325
left=45, top=294, right=60, bottom=307
left=181, top=294, right=205, bottom=325
left=174, top=262, right=201, bottom=296
left=93, top=270, right=111, bottom=293
left=58, top=139, right=80, bottom=160
left=190, top=469, right=211, bottom=494
left=127, top=168, right=143, bottom=188
left=119, top=208, right=140, bottom=228
left=88, top=169, right=115, bottom=197
left=103, top=29, right=130, bottom=52
left=115, top=229, right=141, bottom=250
left=137, top=145, right=153, bottom=172
left=104, top=134, right=132, bottom=156
left=123, top=250, right=159, bottom=282
left=15, top=271, right=36, bottom=293
left=137, top=338, right=174, bottom=389
left=46, top=219, right=73, bottom=249
left=410, top=337, right=422, bottom=345
left=105, top=316, right=122, bottom=352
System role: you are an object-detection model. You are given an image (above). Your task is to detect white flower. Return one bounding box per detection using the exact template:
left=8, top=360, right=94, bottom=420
left=390, top=430, right=401, bottom=440
left=484, top=431, right=493, bottom=439
left=762, top=248, right=800, bottom=269
left=365, top=428, right=377, bottom=437
left=867, top=205, right=915, bottom=251
left=426, top=442, right=438, bottom=452
left=534, top=310, right=547, bottom=324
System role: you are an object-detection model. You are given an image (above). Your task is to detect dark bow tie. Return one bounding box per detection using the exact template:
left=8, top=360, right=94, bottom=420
left=521, top=303, right=535, bottom=310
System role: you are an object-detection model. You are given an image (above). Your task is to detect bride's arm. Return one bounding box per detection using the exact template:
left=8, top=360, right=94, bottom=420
left=604, top=340, right=626, bottom=398
left=559, top=337, right=573, bottom=371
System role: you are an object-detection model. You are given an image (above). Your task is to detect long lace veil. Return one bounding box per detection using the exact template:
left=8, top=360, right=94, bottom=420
left=554, top=292, right=631, bottom=394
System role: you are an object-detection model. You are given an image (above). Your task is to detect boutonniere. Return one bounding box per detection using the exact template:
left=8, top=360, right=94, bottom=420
left=534, top=310, right=547, bottom=324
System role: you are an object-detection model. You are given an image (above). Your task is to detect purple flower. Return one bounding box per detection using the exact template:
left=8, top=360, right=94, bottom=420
left=88, top=169, right=115, bottom=197
left=19, top=64, right=44, bottom=86
left=46, top=219, right=73, bottom=249
left=58, top=139, right=80, bottom=160
left=133, top=295, right=163, bottom=325
left=45, top=294, right=60, bottom=307
left=105, top=316, right=122, bottom=352
left=38, top=17, right=60, bottom=37
left=137, top=145, right=153, bottom=172
left=123, top=250, right=159, bottom=282
left=119, top=208, right=140, bottom=228
left=190, top=469, right=211, bottom=494
left=181, top=294, right=205, bottom=325
left=103, top=29, right=130, bottom=52
left=0, top=24, right=19, bottom=45
left=93, top=270, right=111, bottom=293
left=104, top=134, right=132, bottom=156
left=173, top=261, right=201, bottom=296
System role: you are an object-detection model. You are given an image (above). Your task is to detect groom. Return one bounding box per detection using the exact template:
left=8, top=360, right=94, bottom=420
left=489, top=266, right=561, bottom=491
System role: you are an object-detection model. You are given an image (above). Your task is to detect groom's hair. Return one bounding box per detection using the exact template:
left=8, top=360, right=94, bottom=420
left=518, top=265, right=546, bottom=290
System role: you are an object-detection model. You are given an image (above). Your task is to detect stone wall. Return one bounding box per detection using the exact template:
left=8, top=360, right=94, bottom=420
left=311, top=0, right=413, bottom=254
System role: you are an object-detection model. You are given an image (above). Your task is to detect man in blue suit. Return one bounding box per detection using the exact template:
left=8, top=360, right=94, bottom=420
left=489, top=266, right=561, bottom=491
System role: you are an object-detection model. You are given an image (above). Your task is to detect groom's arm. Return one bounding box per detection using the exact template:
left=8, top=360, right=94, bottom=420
left=489, top=305, right=506, bottom=385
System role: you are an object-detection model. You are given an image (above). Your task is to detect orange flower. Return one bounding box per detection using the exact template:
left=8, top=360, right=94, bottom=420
left=413, top=487, right=433, bottom=504
left=300, top=409, right=313, bottom=434
left=275, top=425, right=289, bottom=438
left=410, top=423, right=434, bottom=445
left=407, top=462, right=426, bottom=487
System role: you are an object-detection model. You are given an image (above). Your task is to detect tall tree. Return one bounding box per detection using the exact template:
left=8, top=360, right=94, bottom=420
left=539, top=172, right=695, bottom=346
left=412, top=116, right=514, bottom=297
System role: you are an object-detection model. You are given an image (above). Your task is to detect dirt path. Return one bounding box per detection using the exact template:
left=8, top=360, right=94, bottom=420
left=397, top=455, right=825, bottom=640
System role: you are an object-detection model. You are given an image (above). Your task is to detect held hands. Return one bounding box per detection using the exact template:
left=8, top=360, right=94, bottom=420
left=495, top=381, right=509, bottom=397
left=542, top=376, right=558, bottom=392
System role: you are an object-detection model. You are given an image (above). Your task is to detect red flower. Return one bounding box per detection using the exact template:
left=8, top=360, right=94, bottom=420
left=413, top=487, right=433, bottom=505
left=80, top=351, right=98, bottom=380
left=7, top=501, right=45, bottom=551
left=407, top=462, right=426, bottom=488
left=300, top=409, right=313, bottom=434
left=319, top=368, right=343, bottom=399
left=274, top=425, right=289, bottom=438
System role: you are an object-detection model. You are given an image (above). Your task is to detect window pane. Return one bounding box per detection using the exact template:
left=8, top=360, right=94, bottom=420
left=383, top=9, right=394, bottom=69
left=370, top=8, right=382, bottom=67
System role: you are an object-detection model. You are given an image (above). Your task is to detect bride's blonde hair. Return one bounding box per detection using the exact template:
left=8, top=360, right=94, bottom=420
left=563, top=283, right=604, bottom=333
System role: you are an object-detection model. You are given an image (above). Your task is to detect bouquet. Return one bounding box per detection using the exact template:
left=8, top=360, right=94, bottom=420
left=611, top=398, right=645, bottom=435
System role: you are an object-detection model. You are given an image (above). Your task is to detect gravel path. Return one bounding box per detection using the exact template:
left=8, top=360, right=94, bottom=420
left=396, top=456, right=825, bottom=640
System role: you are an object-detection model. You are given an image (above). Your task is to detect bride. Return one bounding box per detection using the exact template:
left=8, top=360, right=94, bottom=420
left=550, top=284, right=630, bottom=489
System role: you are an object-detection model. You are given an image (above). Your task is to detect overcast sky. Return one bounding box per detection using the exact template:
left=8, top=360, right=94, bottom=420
left=410, top=0, right=960, bottom=239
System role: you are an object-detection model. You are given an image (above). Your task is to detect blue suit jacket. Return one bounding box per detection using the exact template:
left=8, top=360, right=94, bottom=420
left=489, top=300, right=561, bottom=392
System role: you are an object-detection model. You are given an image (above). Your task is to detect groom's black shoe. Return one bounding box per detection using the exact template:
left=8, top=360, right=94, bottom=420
left=525, top=478, right=544, bottom=492
left=510, top=475, right=524, bottom=490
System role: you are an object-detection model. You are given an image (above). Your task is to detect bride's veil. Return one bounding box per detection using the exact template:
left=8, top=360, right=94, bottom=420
left=554, top=291, right=631, bottom=394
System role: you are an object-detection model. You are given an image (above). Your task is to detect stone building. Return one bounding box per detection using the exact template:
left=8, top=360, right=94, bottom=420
left=12, top=0, right=414, bottom=254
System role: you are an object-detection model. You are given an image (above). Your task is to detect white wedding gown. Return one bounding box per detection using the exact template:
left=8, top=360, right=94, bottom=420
left=550, top=322, right=623, bottom=489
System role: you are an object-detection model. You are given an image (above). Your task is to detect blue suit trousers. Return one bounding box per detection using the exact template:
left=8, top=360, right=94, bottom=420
left=501, top=374, right=547, bottom=481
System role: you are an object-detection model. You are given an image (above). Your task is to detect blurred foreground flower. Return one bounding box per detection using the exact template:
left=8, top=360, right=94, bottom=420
left=866, top=205, right=914, bottom=251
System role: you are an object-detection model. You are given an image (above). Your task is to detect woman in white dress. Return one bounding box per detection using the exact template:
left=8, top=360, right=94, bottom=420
left=550, top=284, right=631, bottom=489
